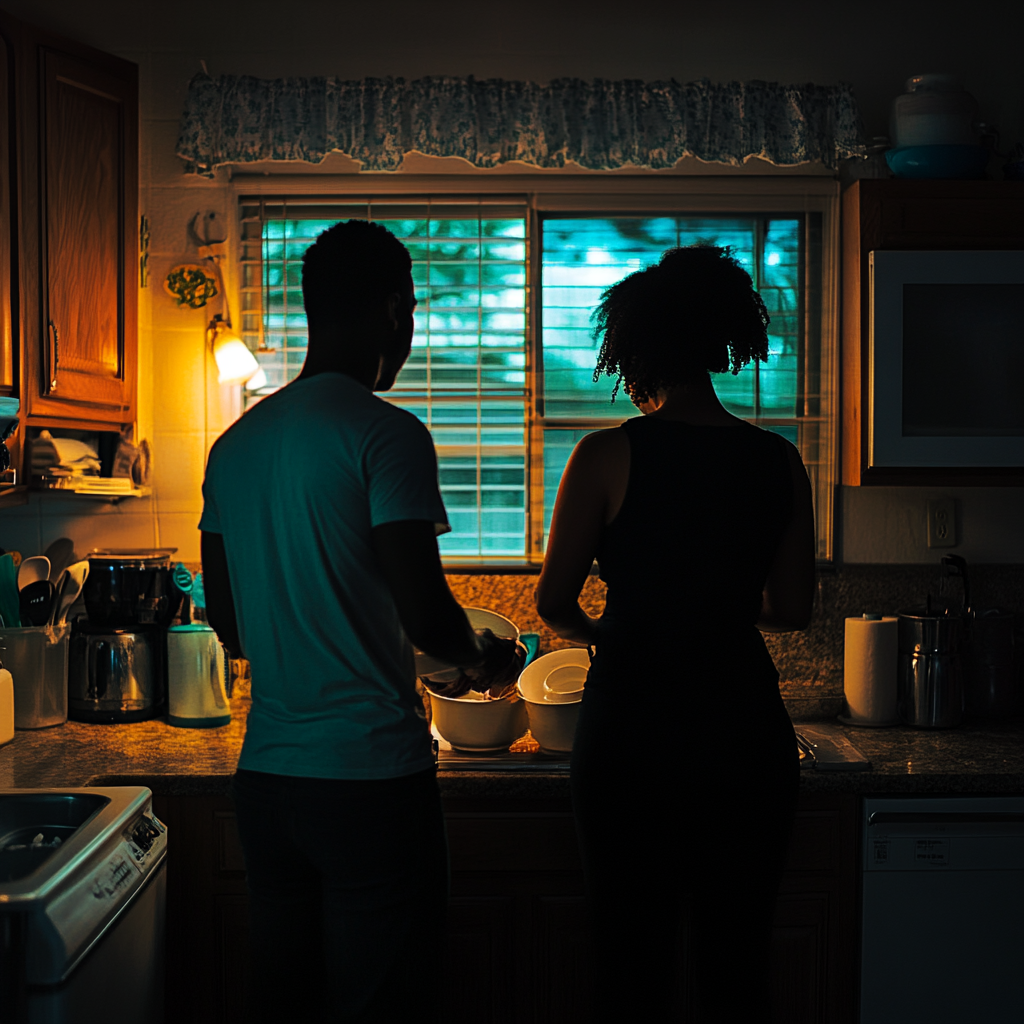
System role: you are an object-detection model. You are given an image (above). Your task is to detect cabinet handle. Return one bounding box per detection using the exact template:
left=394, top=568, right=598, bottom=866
left=47, top=320, right=58, bottom=392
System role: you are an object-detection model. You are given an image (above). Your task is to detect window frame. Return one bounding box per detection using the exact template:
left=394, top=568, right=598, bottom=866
left=234, top=174, right=840, bottom=567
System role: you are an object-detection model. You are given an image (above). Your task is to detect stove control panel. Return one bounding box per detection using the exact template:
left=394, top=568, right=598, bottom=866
left=122, top=811, right=167, bottom=872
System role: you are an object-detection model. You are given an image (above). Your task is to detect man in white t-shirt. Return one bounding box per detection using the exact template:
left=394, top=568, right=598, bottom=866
left=200, top=220, right=513, bottom=1023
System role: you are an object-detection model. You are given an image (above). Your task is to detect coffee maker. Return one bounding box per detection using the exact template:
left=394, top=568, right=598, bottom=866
left=68, top=549, right=184, bottom=723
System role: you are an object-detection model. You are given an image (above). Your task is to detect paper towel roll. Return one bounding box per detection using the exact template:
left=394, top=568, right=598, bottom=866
left=843, top=616, right=899, bottom=725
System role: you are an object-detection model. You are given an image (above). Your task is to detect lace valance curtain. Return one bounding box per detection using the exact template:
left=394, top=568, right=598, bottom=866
left=176, top=74, right=865, bottom=175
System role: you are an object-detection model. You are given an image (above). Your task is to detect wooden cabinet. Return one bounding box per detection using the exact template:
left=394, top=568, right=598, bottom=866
left=154, top=792, right=858, bottom=1024
left=0, top=23, right=16, bottom=399
left=841, top=179, right=1024, bottom=486
left=36, top=46, right=137, bottom=414
left=0, top=7, right=137, bottom=460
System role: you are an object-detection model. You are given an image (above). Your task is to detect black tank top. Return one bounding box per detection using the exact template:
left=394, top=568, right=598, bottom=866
left=589, top=415, right=794, bottom=693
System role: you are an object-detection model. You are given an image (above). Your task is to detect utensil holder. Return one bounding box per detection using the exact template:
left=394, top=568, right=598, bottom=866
left=0, top=624, right=71, bottom=728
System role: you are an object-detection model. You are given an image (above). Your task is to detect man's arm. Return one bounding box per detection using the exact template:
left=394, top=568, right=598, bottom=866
left=371, top=520, right=495, bottom=668
left=201, top=530, right=243, bottom=659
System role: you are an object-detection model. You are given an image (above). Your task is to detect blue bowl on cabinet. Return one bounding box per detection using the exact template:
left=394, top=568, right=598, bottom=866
left=885, top=144, right=990, bottom=180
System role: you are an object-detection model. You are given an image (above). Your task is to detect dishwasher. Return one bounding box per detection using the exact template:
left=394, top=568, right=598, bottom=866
left=860, top=796, right=1024, bottom=1024
left=0, top=787, right=167, bottom=1023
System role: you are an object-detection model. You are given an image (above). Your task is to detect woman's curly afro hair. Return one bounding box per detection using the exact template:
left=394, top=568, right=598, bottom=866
left=591, top=244, right=770, bottom=405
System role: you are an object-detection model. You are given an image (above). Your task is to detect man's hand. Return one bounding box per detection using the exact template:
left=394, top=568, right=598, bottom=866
left=462, top=630, right=523, bottom=693
left=423, top=631, right=526, bottom=699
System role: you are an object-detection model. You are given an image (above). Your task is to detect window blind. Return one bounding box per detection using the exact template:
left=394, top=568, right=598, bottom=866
left=239, top=198, right=530, bottom=559
left=239, top=200, right=832, bottom=563
left=538, top=215, right=829, bottom=552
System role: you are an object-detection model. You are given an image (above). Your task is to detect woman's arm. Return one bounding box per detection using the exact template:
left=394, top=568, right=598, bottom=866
left=535, top=429, right=628, bottom=645
left=757, top=443, right=816, bottom=632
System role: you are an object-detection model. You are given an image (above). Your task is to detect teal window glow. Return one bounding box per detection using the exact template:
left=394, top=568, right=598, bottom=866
left=540, top=216, right=820, bottom=548
left=242, top=205, right=825, bottom=562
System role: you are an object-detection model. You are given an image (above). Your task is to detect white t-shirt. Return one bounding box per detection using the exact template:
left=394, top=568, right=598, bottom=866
left=199, top=372, right=448, bottom=780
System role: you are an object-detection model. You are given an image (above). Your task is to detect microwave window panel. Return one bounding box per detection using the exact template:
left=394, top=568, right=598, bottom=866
left=869, top=249, right=1024, bottom=468
left=902, top=284, right=1024, bottom=438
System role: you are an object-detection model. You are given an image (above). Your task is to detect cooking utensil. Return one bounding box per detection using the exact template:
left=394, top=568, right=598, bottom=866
left=0, top=553, right=22, bottom=627
left=43, top=538, right=76, bottom=584
left=19, top=581, right=56, bottom=627
left=68, top=623, right=165, bottom=723
left=54, top=561, right=89, bottom=626
left=18, top=557, right=50, bottom=591
left=965, top=608, right=1018, bottom=717
left=166, top=624, right=230, bottom=728
left=897, top=608, right=964, bottom=728
left=172, top=563, right=194, bottom=593
left=426, top=689, right=527, bottom=753
left=544, top=664, right=586, bottom=696
left=941, top=554, right=970, bottom=616
left=517, top=648, right=589, bottom=753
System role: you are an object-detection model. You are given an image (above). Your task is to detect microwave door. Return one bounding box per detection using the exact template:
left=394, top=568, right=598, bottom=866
left=869, top=250, right=1024, bottom=468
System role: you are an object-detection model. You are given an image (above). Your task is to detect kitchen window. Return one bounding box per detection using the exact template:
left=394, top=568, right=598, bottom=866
left=238, top=185, right=837, bottom=564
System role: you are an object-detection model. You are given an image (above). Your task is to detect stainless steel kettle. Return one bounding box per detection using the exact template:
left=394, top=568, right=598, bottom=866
left=897, top=610, right=964, bottom=728
left=166, top=625, right=230, bottom=728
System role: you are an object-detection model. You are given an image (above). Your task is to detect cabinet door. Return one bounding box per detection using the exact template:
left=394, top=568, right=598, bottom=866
left=440, top=895, right=516, bottom=1023
left=0, top=23, right=15, bottom=394
left=38, top=46, right=136, bottom=413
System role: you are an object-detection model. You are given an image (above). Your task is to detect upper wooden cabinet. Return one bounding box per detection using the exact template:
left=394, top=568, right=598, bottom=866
left=0, top=23, right=16, bottom=397
left=2, top=10, right=137, bottom=429
left=40, top=48, right=136, bottom=412
left=841, top=180, right=1024, bottom=486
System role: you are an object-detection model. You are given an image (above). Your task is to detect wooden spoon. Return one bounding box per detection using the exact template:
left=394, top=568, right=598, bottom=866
left=18, top=556, right=50, bottom=591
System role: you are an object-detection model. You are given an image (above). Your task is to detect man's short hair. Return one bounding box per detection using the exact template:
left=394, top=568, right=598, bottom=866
left=301, top=220, right=412, bottom=332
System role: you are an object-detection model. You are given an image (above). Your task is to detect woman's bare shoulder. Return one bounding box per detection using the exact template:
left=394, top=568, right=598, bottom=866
left=573, top=425, right=630, bottom=460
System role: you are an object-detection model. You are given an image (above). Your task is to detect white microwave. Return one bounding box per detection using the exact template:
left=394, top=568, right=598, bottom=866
left=868, top=250, right=1024, bottom=468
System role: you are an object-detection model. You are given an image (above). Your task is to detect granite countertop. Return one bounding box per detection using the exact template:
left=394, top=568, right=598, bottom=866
left=0, top=698, right=1021, bottom=799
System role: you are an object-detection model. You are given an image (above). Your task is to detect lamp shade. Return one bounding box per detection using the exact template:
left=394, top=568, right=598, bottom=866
left=210, top=320, right=259, bottom=385
left=244, top=367, right=268, bottom=391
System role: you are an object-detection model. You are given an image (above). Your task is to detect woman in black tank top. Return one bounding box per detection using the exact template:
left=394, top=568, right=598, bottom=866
left=536, top=246, right=815, bottom=1022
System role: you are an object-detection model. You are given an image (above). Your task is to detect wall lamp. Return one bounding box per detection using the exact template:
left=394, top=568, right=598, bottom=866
left=208, top=314, right=264, bottom=387
left=189, top=212, right=265, bottom=391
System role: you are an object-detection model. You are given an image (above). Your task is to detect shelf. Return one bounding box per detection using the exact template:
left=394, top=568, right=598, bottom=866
left=32, top=484, right=151, bottom=504
left=0, top=485, right=28, bottom=510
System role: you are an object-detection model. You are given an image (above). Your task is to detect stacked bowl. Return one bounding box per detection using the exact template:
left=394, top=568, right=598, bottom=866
left=418, top=608, right=590, bottom=754
left=516, top=648, right=589, bottom=753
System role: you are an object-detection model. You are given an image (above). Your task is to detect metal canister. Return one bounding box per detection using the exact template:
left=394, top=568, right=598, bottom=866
left=897, top=609, right=964, bottom=728
left=965, top=610, right=1017, bottom=716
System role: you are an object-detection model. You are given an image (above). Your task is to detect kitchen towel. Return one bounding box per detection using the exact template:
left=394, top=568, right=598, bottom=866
left=843, top=616, right=899, bottom=726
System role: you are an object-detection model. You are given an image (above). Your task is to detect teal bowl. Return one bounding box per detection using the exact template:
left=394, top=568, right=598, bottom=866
left=886, top=145, right=989, bottom=180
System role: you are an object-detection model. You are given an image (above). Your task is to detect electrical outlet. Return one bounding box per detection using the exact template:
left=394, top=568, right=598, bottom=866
left=928, top=498, right=957, bottom=548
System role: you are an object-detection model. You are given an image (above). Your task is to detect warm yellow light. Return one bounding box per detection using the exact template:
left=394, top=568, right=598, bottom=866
left=244, top=367, right=267, bottom=391
left=210, top=319, right=259, bottom=385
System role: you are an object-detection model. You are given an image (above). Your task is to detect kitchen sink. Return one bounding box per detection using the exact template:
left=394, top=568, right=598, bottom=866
left=0, top=786, right=167, bottom=1016
left=0, top=793, right=109, bottom=883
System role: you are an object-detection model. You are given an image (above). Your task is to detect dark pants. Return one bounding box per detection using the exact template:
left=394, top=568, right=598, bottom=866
left=231, top=767, right=449, bottom=1024
left=571, top=686, right=800, bottom=1023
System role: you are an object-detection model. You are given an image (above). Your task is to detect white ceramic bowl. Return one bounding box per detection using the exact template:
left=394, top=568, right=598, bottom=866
left=415, top=607, right=519, bottom=677
left=516, top=648, right=589, bottom=753
left=428, top=689, right=528, bottom=752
